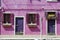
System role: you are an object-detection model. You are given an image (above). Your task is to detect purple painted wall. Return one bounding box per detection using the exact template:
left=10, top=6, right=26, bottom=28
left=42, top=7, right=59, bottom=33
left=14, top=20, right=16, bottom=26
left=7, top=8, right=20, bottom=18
left=1, top=0, right=60, bottom=35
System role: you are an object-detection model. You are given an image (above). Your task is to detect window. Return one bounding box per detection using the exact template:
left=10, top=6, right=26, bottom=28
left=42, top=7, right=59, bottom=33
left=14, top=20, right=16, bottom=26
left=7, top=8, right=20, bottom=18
left=3, top=12, right=14, bottom=26
left=26, top=14, right=39, bottom=26
left=47, top=0, right=57, bottom=2
left=46, top=12, right=56, bottom=20
left=27, top=14, right=36, bottom=23
left=3, top=14, right=11, bottom=23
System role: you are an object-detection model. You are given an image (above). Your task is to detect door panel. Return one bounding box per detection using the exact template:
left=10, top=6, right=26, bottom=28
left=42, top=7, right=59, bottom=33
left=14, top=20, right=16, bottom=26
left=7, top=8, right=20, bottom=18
left=15, top=17, right=23, bottom=35
left=48, top=19, right=55, bottom=35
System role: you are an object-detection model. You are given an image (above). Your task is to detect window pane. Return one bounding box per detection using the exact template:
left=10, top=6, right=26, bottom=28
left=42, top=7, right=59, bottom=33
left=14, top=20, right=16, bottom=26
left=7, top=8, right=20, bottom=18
left=47, top=12, right=56, bottom=19
left=29, top=14, right=35, bottom=23
left=3, top=14, right=11, bottom=23
left=27, top=14, right=36, bottom=24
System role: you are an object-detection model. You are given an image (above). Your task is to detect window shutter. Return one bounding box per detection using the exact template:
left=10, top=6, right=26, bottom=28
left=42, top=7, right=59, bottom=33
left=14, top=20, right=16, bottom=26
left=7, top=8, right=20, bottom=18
left=36, top=14, right=39, bottom=25
left=3, top=14, right=4, bottom=23
left=10, top=14, right=14, bottom=25
left=57, top=13, right=60, bottom=24
left=0, top=12, right=2, bottom=22
left=26, top=14, right=39, bottom=24
left=26, top=14, right=29, bottom=24
left=33, top=14, right=36, bottom=23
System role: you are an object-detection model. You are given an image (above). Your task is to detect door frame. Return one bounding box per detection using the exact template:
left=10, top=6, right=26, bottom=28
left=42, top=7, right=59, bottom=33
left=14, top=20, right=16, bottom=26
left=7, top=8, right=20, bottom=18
left=46, top=19, right=57, bottom=35
left=14, top=16, right=25, bottom=35
left=45, top=10, right=57, bottom=35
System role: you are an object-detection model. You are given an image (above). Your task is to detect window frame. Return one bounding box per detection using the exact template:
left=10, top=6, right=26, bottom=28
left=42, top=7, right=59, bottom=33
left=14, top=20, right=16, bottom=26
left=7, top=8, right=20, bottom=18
left=3, top=14, right=11, bottom=23
left=45, top=11, right=57, bottom=35
left=2, top=12, right=13, bottom=26
left=27, top=14, right=36, bottom=24
left=26, top=13, right=39, bottom=26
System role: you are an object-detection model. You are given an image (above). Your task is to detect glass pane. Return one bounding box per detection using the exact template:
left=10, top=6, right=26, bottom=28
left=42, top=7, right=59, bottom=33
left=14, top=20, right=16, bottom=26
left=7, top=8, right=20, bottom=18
left=3, top=14, right=10, bottom=23
left=47, top=12, right=56, bottom=19
left=27, top=14, right=36, bottom=24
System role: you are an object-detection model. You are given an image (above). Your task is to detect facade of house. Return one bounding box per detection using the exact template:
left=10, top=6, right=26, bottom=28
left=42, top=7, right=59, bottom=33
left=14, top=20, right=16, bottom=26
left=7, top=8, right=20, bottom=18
left=0, top=0, right=60, bottom=35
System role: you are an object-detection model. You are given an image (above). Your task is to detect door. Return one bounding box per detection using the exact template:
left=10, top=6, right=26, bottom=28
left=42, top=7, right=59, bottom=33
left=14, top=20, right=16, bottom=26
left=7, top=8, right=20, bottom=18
left=47, top=19, right=55, bottom=35
left=15, top=17, right=24, bottom=35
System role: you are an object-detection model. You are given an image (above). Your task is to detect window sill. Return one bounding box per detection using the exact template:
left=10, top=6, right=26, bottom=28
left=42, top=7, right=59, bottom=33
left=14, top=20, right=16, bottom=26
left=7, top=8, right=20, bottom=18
left=28, top=23, right=37, bottom=26
left=3, top=23, right=12, bottom=26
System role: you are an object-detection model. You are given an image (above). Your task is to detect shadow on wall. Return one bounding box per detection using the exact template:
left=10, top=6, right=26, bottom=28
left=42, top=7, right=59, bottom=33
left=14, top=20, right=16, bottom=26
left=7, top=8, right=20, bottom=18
left=3, top=25, right=14, bottom=31
left=57, top=13, right=60, bottom=24
left=29, top=26, right=40, bottom=32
